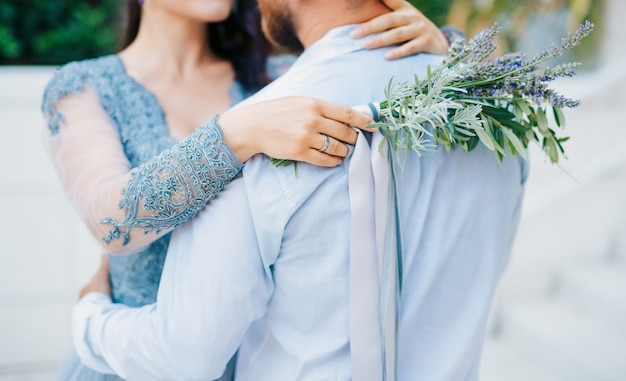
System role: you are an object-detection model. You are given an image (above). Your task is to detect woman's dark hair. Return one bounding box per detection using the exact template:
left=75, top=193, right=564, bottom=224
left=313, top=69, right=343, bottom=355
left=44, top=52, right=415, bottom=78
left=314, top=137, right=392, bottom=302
left=123, top=0, right=272, bottom=94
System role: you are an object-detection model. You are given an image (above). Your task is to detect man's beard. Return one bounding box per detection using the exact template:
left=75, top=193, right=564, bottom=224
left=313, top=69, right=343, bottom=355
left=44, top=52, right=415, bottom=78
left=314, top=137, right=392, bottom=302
left=257, top=0, right=304, bottom=54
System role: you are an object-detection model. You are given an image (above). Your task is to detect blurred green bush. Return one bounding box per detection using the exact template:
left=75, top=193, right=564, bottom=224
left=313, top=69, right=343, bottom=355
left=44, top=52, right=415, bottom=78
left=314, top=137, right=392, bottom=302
left=409, top=0, right=454, bottom=27
left=411, top=0, right=602, bottom=33
left=0, top=0, right=121, bottom=65
left=0, top=0, right=603, bottom=66
left=411, top=0, right=603, bottom=66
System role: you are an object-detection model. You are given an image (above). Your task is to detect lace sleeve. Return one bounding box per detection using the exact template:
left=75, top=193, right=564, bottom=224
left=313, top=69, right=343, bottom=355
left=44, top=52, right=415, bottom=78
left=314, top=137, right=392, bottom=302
left=42, top=79, right=243, bottom=254
left=101, top=116, right=243, bottom=248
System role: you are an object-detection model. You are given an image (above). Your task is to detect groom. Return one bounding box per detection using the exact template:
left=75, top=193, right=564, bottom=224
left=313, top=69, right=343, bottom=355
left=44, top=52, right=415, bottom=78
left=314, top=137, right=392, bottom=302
left=74, top=0, right=527, bottom=380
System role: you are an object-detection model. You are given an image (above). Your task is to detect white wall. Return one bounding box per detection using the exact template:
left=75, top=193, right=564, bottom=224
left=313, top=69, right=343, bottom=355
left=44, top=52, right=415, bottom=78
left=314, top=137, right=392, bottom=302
left=0, top=67, right=101, bottom=380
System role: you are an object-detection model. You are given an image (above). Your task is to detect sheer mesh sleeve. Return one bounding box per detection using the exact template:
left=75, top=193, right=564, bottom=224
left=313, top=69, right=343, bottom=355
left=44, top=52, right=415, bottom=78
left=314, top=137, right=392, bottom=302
left=42, top=84, right=243, bottom=255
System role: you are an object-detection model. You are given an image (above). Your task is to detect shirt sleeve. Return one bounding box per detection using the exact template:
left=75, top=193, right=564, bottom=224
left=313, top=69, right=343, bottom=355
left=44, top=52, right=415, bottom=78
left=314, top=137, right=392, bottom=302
left=72, top=178, right=274, bottom=381
left=41, top=73, right=243, bottom=255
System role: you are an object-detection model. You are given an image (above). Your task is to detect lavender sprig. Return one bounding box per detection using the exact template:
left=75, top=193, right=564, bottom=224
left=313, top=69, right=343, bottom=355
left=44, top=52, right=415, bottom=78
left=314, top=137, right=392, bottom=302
left=372, top=20, right=594, bottom=165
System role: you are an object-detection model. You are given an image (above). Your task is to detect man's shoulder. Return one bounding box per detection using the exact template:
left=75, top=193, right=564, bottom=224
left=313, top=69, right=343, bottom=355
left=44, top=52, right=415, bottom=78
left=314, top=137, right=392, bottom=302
left=243, top=155, right=347, bottom=215
left=382, top=52, right=444, bottom=77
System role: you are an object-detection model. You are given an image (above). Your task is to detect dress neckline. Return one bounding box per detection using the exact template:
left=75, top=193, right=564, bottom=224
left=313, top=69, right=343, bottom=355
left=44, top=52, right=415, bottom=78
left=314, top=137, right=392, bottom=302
left=108, top=54, right=174, bottom=140
left=111, top=55, right=154, bottom=94
left=108, top=54, right=245, bottom=140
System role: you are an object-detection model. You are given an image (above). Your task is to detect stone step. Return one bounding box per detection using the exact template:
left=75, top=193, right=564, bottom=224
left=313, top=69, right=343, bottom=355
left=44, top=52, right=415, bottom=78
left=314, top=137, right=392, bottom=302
left=0, top=373, right=56, bottom=381
left=0, top=304, right=71, bottom=367
left=480, top=335, right=565, bottom=381
left=557, top=262, right=626, bottom=329
left=501, top=299, right=626, bottom=381
left=0, top=361, right=56, bottom=381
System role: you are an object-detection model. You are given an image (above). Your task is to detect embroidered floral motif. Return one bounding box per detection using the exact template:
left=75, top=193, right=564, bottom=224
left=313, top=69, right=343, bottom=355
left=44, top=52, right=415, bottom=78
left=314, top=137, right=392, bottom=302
left=41, top=61, right=89, bottom=135
left=101, top=117, right=243, bottom=246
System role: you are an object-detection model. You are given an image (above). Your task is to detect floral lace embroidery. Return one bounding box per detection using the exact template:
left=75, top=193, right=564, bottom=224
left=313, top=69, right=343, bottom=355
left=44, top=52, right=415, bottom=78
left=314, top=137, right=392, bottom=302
left=42, top=56, right=177, bottom=165
left=41, top=56, right=246, bottom=307
left=41, top=61, right=89, bottom=135
left=42, top=56, right=244, bottom=246
left=101, top=116, right=243, bottom=245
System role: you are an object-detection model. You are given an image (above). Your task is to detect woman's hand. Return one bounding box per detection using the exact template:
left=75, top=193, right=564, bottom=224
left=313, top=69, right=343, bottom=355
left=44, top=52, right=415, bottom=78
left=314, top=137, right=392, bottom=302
left=351, top=0, right=449, bottom=60
left=219, top=97, right=374, bottom=167
left=79, top=253, right=112, bottom=300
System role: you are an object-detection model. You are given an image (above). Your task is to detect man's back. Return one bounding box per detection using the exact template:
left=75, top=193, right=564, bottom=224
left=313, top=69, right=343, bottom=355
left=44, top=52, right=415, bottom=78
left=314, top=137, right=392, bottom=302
left=223, top=25, right=527, bottom=380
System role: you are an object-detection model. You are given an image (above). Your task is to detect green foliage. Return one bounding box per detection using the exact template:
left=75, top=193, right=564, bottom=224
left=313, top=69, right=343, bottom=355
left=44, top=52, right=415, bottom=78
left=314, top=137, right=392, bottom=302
left=410, top=0, right=603, bottom=67
left=1, top=0, right=603, bottom=66
left=0, top=24, right=21, bottom=58
left=0, top=0, right=122, bottom=65
left=407, top=0, right=454, bottom=27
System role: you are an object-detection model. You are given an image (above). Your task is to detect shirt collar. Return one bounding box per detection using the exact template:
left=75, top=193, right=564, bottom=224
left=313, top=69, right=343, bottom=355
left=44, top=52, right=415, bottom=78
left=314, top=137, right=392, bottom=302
left=290, top=24, right=366, bottom=69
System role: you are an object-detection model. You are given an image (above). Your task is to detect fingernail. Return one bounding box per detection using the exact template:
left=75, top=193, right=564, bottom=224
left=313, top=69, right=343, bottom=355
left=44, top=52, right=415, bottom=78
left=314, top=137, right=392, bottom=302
left=384, top=51, right=396, bottom=60
left=351, top=27, right=363, bottom=39
left=363, top=39, right=375, bottom=49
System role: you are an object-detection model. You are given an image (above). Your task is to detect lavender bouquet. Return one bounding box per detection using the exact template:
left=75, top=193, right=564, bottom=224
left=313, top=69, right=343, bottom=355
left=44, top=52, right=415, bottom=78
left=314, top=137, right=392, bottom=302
left=365, top=20, right=595, bottom=165
left=271, top=21, right=594, bottom=168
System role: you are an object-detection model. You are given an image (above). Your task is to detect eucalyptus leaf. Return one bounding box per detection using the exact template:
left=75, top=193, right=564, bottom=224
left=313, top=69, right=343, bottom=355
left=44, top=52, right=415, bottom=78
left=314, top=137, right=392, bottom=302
left=546, top=137, right=559, bottom=163
left=466, top=136, right=480, bottom=151
left=492, top=125, right=506, bottom=156
left=536, top=108, right=549, bottom=132
left=481, top=105, right=516, bottom=121
left=516, top=100, right=532, bottom=116
left=552, top=106, right=566, bottom=128
left=499, top=118, right=527, bottom=133
left=502, top=127, right=527, bottom=159
left=475, top=124, right=495, bottom=151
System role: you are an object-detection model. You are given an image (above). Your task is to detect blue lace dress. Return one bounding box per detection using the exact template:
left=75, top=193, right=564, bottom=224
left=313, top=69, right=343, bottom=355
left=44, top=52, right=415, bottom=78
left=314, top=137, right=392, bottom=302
left=42, top=55, right=253, bottom=381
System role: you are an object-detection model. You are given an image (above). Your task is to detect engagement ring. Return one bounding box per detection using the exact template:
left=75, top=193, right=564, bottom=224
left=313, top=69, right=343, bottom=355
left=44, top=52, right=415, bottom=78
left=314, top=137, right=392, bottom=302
left=320, top=134, right=331, bottom=153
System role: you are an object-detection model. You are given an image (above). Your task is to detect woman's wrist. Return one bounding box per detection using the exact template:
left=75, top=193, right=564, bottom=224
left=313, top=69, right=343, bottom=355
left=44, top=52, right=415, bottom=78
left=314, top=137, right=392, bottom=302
left=217, top=111, right=258, bottom=163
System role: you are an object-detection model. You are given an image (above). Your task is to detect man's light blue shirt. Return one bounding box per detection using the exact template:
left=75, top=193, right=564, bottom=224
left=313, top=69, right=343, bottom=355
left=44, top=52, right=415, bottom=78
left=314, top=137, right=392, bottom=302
left=73, top=25, right=528, bottom=381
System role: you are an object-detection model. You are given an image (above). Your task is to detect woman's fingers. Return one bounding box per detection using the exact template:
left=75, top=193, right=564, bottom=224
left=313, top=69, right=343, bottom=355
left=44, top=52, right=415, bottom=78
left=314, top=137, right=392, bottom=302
left=351, top=0, right=449, bottom=58
left=317, top=99, right=373, bottom=131
left=351, top=9, right=406, bottom=40
left=352, top=0, right=412, bottom=39
left=381, top=0, right=411, bottom=10
left=317, top=119, right=358, bottom=147
left=221, top=96, right=376, bottom=167
left=364, top=23, right=419, bottom=51
left=384, top=34, right=429, bottom=60
left=303, top=148, right=344, bottom=168
left=317, top=134, right=350, bottom=158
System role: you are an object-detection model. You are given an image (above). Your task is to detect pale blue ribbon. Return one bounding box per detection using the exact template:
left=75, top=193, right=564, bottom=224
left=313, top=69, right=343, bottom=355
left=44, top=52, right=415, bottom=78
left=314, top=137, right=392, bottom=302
left=348, top=104, right=402, bottom=381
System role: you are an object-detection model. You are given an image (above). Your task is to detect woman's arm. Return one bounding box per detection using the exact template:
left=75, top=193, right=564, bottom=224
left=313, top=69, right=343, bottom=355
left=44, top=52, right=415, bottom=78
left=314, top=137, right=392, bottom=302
left=43, top=86, right=371, bottom=255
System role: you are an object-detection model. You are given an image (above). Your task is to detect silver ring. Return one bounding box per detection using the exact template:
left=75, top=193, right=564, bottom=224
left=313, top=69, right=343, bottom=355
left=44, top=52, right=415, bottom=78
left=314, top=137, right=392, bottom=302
left=319, top=134, right=331, bottom=153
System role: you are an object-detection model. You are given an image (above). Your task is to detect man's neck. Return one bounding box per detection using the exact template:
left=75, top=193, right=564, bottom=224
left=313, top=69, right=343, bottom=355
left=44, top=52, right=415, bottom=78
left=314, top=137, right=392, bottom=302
left=294, top=1, right=390, bottom=49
